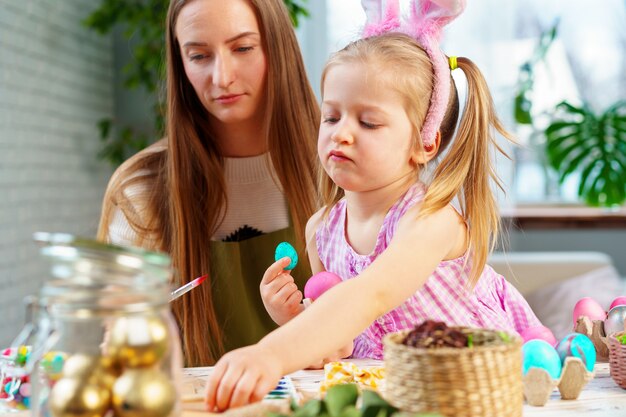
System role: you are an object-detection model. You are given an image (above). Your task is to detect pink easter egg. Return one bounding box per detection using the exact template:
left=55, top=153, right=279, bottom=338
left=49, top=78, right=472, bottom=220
left=520, top=325, right=557, bottom=346
left=572, top=297, right=606, bottom=325
left=609, top=296, right=626, bottom=311
left=304, top=271, right=342, bottom=301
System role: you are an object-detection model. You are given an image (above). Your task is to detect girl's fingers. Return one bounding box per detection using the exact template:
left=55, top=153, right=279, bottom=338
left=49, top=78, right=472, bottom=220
left=263, top=272, right=294, bottom=294
left=229, top=371, right=261, bottom=409
left=260, top=258, right=292, bottom=285
left=284, top=289, right=303, bottom=306
left=204, top=362, right=228, bottom=410
left=215, top=365, right=245, bottom=411
left=250, top=375, right=280, bottom=403
left=273, top=281, right=299, bottom=303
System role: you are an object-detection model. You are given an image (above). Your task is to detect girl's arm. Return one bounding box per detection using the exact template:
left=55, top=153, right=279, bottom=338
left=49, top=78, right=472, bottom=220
left=205, top=204, right=462, bottom=410
left=305, top=207, right=326, bottom=274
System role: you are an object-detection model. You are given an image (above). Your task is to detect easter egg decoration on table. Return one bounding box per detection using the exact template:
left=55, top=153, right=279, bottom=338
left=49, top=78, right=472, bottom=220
left=556, top=333, right=596, bottom=372
left=604, top=305, right=626, bottom=336
left=275, top=242, right=298, bottom=270
left=304, top=271, right=343, bottom=302
left=522, top=339, right=563, bottom=380
left=609, top=296, right=626, bottom=311
left=520, top=325, right=557, bottom=346
left=572, top=297, right=606, bottom=325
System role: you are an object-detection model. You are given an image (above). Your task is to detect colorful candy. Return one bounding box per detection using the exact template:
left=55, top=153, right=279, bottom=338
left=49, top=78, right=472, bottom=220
left=274, top=242, right=298, bottom=270
left=1, top=346, right=66, bottom=410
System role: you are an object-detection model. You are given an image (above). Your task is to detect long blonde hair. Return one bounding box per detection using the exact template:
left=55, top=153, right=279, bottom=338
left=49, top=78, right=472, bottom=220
left=97, top=0, right=319, bottom=366
left=319, top=33, right=511, bottom=287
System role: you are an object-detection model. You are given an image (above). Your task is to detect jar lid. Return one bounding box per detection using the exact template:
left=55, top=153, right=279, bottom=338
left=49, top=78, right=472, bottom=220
left=33, top=233, right=173, bottom=313
left=33, top=232, right=171, bottom=270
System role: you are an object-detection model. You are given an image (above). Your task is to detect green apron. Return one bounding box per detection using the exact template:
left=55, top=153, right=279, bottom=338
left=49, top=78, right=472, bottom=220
left=209, top=226, right=311, bottom=353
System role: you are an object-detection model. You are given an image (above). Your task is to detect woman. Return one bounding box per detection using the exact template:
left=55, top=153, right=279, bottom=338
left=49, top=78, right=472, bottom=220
left=97, top=0, right=319, bottom=366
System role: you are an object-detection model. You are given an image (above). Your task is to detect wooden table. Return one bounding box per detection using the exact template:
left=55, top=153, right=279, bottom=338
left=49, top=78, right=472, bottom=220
left=180, top=360, right=626, bottom=417
left=2, top=361, right=624, bottom=417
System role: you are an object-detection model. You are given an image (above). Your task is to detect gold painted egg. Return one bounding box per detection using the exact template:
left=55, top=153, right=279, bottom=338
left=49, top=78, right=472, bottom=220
left=105, top=315, right=170, bottom=368
left=49, top=377, right=111, bottom=417
left=62, top=353, right=119, bottom=389
left=112, top=368, right=176, bottom=417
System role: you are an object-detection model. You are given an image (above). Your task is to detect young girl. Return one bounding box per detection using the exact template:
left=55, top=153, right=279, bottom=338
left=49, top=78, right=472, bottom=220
left=206, top=0, right=540, bottom=409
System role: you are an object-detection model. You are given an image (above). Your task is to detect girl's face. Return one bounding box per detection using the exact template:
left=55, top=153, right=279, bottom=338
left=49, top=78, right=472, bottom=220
left=319, top=63, right=417, bottom=193
left=176, top=0, right=267, bottom=129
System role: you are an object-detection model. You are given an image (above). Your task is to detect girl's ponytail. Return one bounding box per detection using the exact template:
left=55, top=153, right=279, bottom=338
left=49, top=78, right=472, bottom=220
left=420, top=57, right=513, bottom=287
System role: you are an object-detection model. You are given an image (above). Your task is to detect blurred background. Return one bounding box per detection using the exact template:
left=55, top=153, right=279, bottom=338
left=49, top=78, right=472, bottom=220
left=1, top=0, right=625, bottom=344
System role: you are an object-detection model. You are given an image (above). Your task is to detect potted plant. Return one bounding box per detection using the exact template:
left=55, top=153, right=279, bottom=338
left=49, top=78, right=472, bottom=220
left=514, top=21, right=626, bottom=207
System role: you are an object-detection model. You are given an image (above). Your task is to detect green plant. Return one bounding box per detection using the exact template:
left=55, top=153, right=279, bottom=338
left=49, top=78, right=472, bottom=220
left=513, top=21, right=626, bottom=206
left=269, top=384, right=442, bottom=417
left=84, top=0, right=310, bottom=167
left=513, top=21, right=558, bottom=125
left=545, top=101, right=626, bottom=206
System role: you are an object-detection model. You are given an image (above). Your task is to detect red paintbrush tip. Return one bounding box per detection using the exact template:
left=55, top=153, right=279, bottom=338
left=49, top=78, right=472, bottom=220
left=191, top=274, right=208, bottom=287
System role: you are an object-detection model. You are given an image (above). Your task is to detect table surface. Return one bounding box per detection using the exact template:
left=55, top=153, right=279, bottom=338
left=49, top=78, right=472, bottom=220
left=2, top=360, right=625, bottom=417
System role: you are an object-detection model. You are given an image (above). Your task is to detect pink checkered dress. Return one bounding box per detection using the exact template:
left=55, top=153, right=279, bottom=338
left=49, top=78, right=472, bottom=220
left=316, top=182, right=541, bottom=359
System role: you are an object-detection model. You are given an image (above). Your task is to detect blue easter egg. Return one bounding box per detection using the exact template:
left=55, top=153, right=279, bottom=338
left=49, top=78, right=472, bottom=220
left=275, top=242, right=298, bottom=270
left=556, top=333, right=596, bottom=372
left=522, top=339, right=562, bottom=379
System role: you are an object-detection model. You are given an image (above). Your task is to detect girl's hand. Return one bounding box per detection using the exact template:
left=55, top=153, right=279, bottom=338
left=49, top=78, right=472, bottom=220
left=305, top=341, right=354, bottom=369
left=204, top=344, right=283, bottom=411
left=260, top=258, right=304, bottom=325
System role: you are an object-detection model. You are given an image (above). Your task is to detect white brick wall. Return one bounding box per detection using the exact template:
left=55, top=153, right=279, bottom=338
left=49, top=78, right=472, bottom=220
left=0, top=1, right=113, bottom=346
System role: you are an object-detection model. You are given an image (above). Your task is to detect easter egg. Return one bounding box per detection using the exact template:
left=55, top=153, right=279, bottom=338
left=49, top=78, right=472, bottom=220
left=520, top=325, right=557, bottom=346
left=275, top=242, right=298, bottom=270
left=556, top=333, right=596, bottom=372
left=572, top=297, right=606, bottom=324
left=49, top=377, right=111, bottom=417
left=112, top=369, right=175, bottom=417
left=522, top=339, right=562, bottom=379
left=304, top=271, right=343, bottom=301
left=604, top=305, right=626, bottom=336
left=609, top=296, right=626, bottom=311
left=105, top=315, right=170, bottom=368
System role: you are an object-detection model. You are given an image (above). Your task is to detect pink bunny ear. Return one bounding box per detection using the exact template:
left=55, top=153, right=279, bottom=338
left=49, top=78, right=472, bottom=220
left=409, top=0, right=466, bottom=41
left=407, top=0, right=466, bottom=146
left=362, top=0, right=401, bottom=38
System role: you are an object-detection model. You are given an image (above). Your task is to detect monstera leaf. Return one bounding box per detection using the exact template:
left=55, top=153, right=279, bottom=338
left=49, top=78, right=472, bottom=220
left=545, top=100, right=626, bottom=206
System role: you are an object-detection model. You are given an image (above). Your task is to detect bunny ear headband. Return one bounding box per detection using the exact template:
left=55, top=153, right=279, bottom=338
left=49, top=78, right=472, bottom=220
left=361, top=0, right=466, bottom=147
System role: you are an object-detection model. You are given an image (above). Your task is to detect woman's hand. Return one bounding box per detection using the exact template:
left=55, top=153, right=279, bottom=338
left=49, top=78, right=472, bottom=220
left=260, top=258, right=304, bottom=325
left=204, top=344, right=283, bottom=411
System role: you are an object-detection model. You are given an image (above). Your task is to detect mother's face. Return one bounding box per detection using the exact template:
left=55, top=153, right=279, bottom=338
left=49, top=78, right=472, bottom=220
left=176, top=0, right=267, bottom=128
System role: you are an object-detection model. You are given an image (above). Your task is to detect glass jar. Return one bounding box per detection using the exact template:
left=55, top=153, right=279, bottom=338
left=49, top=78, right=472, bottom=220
left=27, top=232, right=183, bottom=417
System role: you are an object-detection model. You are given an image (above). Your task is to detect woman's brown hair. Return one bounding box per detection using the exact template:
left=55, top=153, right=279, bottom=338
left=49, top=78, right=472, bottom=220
left=319, top=33, right=512, bottom=288
left=97, top=0, right=319, bottom=366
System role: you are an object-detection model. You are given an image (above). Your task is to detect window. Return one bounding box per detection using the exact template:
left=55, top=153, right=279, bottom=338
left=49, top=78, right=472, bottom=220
left=312, top=0, right=626, bottom=207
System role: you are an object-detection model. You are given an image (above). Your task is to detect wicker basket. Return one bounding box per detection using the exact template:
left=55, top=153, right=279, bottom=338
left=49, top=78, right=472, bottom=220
left=608, top=331, right=626, bottom=389
left=383, top=328, right=523, bottom=417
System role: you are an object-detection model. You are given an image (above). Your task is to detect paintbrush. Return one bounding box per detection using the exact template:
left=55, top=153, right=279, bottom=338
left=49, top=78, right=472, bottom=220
left=170, top=274, right=208, bottom=302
